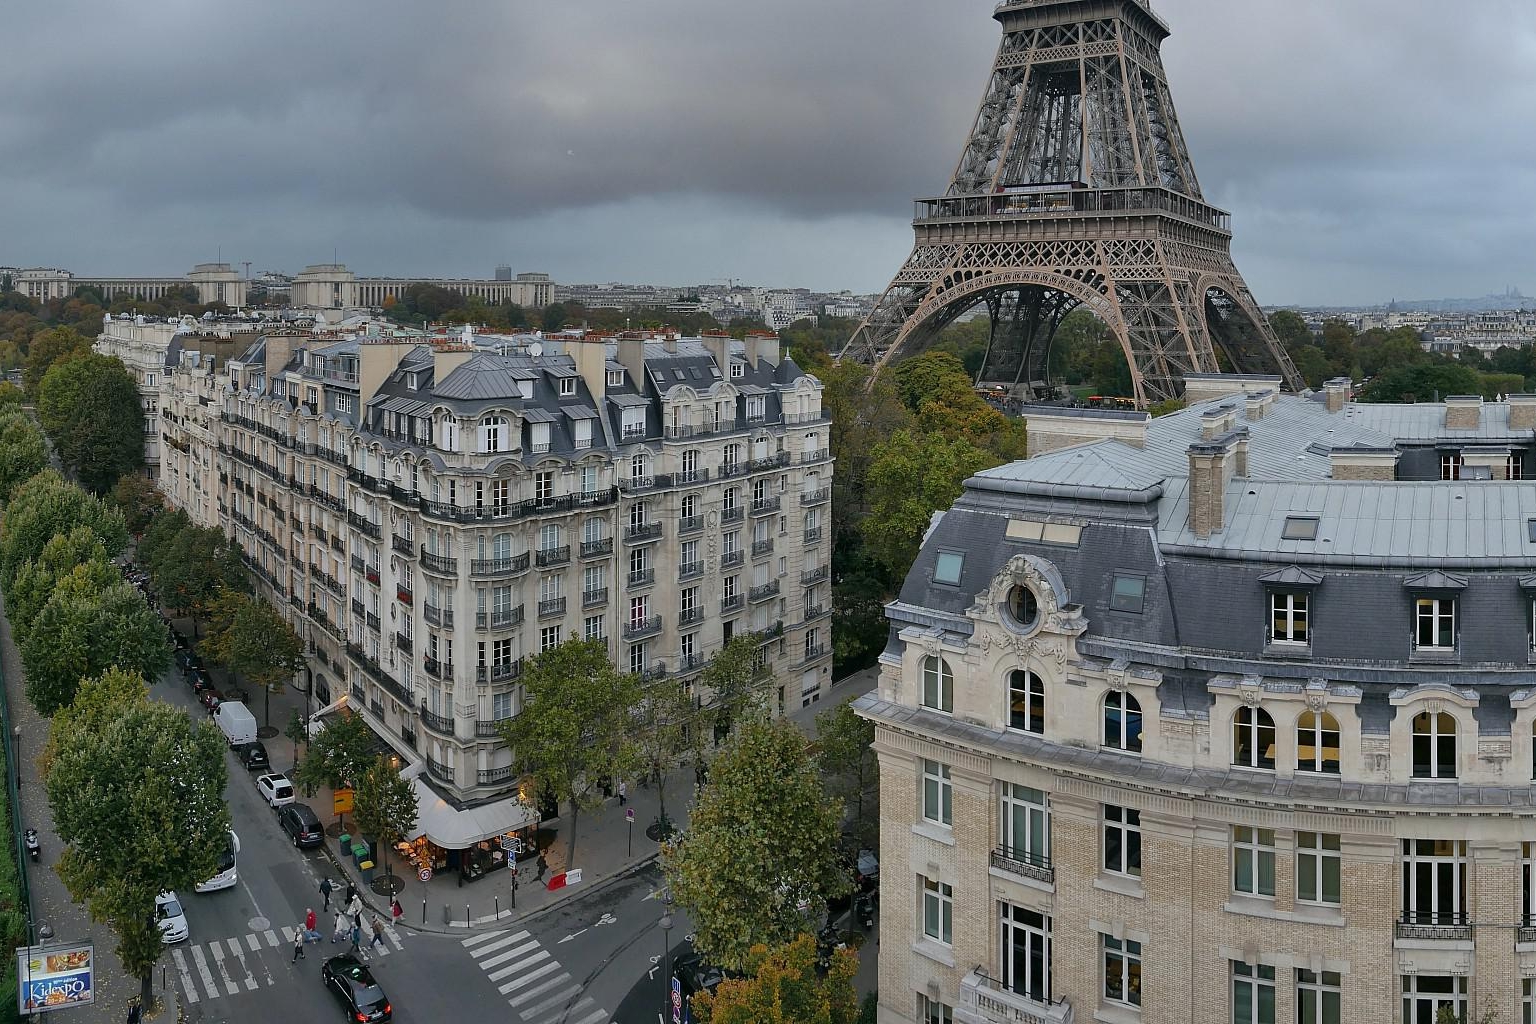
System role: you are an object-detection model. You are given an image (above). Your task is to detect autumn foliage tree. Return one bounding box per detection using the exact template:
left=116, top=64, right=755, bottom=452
left=691, top=934, right=859, bottom=1024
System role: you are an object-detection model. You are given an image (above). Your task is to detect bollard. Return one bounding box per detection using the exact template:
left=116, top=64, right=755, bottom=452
left=422, top=898, right=427, bottom=925
left=442, top=903, right=451, bottom=925
left=494, top=896, right=500, bottom=920
left=465, top=904, right=470, bottom=928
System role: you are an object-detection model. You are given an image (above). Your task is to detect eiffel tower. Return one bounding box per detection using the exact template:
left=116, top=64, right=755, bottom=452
left=842, top=0, right=1300, bottom=407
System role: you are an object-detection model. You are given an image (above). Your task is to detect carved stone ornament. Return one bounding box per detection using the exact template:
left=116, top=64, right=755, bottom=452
left=1238, top=677, right=1264, bottom=707
left=1106, top=658, right=1130, bottom=691
left=1304, top=683, right=1329, bottom=713
left=1424, top=699, right=1443, bottom=717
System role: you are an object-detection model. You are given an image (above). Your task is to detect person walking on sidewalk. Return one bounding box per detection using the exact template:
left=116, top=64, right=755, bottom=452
left=535, top=849, right=548, bottom=882
left=345, top=881, right=358, bottom=906
left=369, top=916, right=385, bottom=949
left=617, top=779, right=627, bottom=806
left=319, top=877, right=334, bottom=912
left=346, top=893, right=363, bottom=926
left=332, top=910, right=347, bottom=943
left=390, top=898, right=402, bottom=927
left=291, top=925, right=307, bottom=963
left=349, top=920, right=364, bottom=957
left=304, top=907, right=317, bottom=942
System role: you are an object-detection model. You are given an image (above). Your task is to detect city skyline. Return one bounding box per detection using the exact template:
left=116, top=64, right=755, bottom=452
left=2, top=1, right=1533, bottom=306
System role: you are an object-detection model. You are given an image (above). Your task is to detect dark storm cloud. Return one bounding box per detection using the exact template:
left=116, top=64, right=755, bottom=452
left=2, top=0, right=1533, bottom=303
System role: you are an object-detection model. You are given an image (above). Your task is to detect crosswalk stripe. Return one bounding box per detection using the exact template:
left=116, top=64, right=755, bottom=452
left=245, top=934, right=261, bottom=953
left=522, top=987, right=589, bottom=1020
left=280, top=926, right=297, bottom=943
left=386, top=926, right=405, bottom=950
left=263, top=929, right=279, bottom=947
left=481, top=939, right=541, bottom=973
left=170, top=948, right=199, bottom=1004
left=190, top=945, right=220, bottom=1000
left=486, top=947, right=548, bottom=983
left=209, top=942, right=240, bottom=995
left=497, top=957, right=559, bottom=995
left=569, top=1008, right=607, bottom=1024
left=226, top=939, right=258, bottom=991
left=468, top=931, right=530, bottom=959
left=505, top=972, right=572, bottom=1009
left=461, top=929, right=507, bottom=948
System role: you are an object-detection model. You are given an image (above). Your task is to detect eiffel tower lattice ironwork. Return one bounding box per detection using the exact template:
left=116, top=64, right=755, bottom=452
left=842, top=0, right=1300, bottom=407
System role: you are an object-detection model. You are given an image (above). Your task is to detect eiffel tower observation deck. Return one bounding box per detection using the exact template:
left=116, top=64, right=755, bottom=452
left=843, top=0, right=1301, bottom=407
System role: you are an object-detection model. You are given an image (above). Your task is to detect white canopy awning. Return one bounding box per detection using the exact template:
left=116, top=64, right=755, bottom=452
left=404, top=765, right=536, bottom=849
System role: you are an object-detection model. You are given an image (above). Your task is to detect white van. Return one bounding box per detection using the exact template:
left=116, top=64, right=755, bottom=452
left=195, top=830, right=240, bottom=893
left=213, top=702, right=258, bottom=748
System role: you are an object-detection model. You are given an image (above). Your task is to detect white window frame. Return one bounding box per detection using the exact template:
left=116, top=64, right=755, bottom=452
left=1101, top=935, right=1141, bottom=1008
left=1102, top=691, right=1143, bottom=753
left=922, top=656, right=953, bottom=714
left=1401, top=975, right=1466, bottom=1023
left=921, top=877, right=952, bottom=945
left=1233, top=705, right=1277, bottom=770
left=1296, top=831, right=1341, bottom=906
left=1411, top=709, right=1458, bottom=779
left=1270, top=590, right=1308, bottom=644
left=916, top=993, right=952, bottom=1024
left=479, top=416, right=507, bottom=453
left=1231, top=961, right=1275, bottom=1024
left=559, top=376, right=576, bottom=396
left=1401, top=839, right=1466, bottom=927
left=921, top=759, right=952, bottom=828
left=1232, top=826, right=1276, bottom=898
left=1000, top=904, right=1051, bottom=1004
left=1414, top=596, right=1456, bottom=650
left=1102, top=804, right=1141, bottom=878
left=1296, top=710, right=1341, bottom=774
left=1000, top=783, right=1049, bottom=870
left=1007, top=670, right=1045, bottom=735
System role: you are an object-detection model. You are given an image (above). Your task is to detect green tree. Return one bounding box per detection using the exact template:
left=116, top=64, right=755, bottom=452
left=862, top=429, right=994, bottom=579
left=22, top=326, right=90, bottom=398
left=814, top=703, right=878, bottom=847
left=663, top=719, right=849, bottom=973
left=21, top=571, right=170, bottom=715
left=1290, top=344, right=1333, bottom=389
left=292, top=711, right=376, bottom=822
left=0, top=409, right=47, bottom=505
left=111, top=475, right=164, bottom=536
left=822, top=360, right=911, bottom=543
left=136, top=506, right=191, bottom=580
left=1319, top=319, right=1358, bottom=377
left=44, top=668, right=230, bottom=1007
left=284, top=709, right=310, bottom=766
left=890, top=351, right=973, bottom=414
left=497, top=639, right=641, bottom=864
left=351, top=756, right=419, bottom=889
left=633, top=675, right=701, bottom=832
left=699, top=634, right=773, bottom=741
left=7, top=526, right=114, bottom=642
left=154, top=526, right=246, bottom=634
left=36, top=353, right=144, bottom=493
left=692, top=934, right=859, bottom=1024
left=0, top=470, right=127, bottom=589
left=200, top=589, right=305, bottom=726
left=1359, top=361, right=1482, bottom=404
left=1266, top=309, right=1313, bottom=353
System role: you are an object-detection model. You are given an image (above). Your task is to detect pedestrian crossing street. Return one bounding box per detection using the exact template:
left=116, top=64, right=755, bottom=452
left=462, top=928, right=608, bottom=1024
left=170, top=923, right=407, bottom=1005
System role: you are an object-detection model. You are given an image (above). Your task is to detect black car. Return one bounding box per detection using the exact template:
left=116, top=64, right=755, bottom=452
left=235, top=741, right=270, bottom=772
left=174, top=649, right=201, bottom=675
left=321, top=955, right=391, bottom=1022
left=278, top=803, right=324, bottom=848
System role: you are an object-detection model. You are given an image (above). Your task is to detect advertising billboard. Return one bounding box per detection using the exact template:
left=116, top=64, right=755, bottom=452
left=16, top=941, right=95, bottom=1014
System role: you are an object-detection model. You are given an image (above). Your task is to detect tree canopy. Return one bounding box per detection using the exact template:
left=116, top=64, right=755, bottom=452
left=7, top=526, right=115, bottom=642
left=815, top=702, right=878, bottom=848
left=110, top=475, right=164, bottom=536
left=352, top=756, right=420, bottom=883
left=497, top=638, right=641, bottom=863
left=691, top=934, right=859, bottom=1024
left=0, top=471, right=126, bottom=589
left=663, top=719, right=848, bottom=972
left=200, top=589, right=305, bottom=724
left=293, top=710, right=377, bottom=802
left=45, top=667, right=230, bottom=1006
left=36, top=353, right=144, bottom=493
left=22, top=326, right=91, bottom=398
left=0, top=408, right=48, bottom=505
left=141, top=517, right=245, bottom=630
left=21, top=571, right=170, bottom=715
left=861, top=428, right=993, bottom=579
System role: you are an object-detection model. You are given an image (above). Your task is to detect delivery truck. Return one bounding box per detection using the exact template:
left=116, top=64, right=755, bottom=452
left=213, top=701, right=258, bottom=748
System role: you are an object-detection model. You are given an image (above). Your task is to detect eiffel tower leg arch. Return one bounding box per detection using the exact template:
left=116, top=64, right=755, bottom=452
left=1193, top=274, right=1304, bottom=389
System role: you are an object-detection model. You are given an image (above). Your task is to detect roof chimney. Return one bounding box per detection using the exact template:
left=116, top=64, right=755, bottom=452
left=616, top=331, right=646, bottom=390
left=1244, top=389, right=1276, bottom=421
left=1322, top=378, right=1351, bottom=414
left=743, top=331, right=781, bottom=370
left=1201, top=403, right=1237, bottom=441
left=1019, top=406, right=1149, bottom=458
left=1329, top=447, right=1398, bottom=481
left=358, top=339, right=419, bottom=409
left=1509, top=394, right=1536, bottom=431
left=432, top=340, right=475, bottom=384
left=568, top=335, right=607, bottom=407
left=1187, top=432, right=1244, bottom=538
left=701, top=332, right=730, bottom=377
left=1444, top=395, right=1482, bottom=430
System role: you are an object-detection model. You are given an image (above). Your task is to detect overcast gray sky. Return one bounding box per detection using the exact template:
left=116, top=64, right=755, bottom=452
left=2, top=0, right=1533, bottom=306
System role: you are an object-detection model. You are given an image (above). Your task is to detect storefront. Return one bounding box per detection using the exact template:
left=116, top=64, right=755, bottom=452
left=404, top=767, right=539, bottom=884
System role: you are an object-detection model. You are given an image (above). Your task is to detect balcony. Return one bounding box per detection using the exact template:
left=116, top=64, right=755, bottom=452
left=346, top=511, right=381, bottom=540
left=625, top=522, right=663, bottom=544
left=475, top=719, right=509, bottom=739
left=751, top=539, right=774, bottom=558
left=750, top=452, right=791, bottom=472
left=423, top=657, right=451, bottom=681
left=719, top=461, right=748, bottom=480
left=801, top=564, right=830, bottom=586
left=580, top=538, right=613, bottom=558
left=679, top=606, right=705, bottom=627
left=477, top=660, right=524, bottom=684
left=477, top=765, right=516, bottom=786
left=750, top=496, right=781, bottom=516
left=990, top=846, right=1054, bottom=885
left=721, top=506, right=744, bottom=524
left=627, top=568, right=655, bottom=589
left=350, top=554, right=366, bottom=575
left=477, top=606, right=525, bottom=630
left=800, top=487, right=830, bottom=506
left=678, top=560, right=705, bottom=581
left=1395, top=913, right=1472, bottom=943
left=365, top=567, right=381, bottom=585
left=721, top=594, right=744, bottom=613
left=800, top=643, right=827, bottom=665
left=395, top=632, right=413, bottom=655
left=1520, top=917, right=1536, bottom=945
left=426, top=756, right=455, bottom=785
left=470, top=552, right=530, bottom=578
left=535, top=545, right=571, bottom=568
left=583, top=588, right=609, bottom=608
left=397, top=586, right=413, bottom=606
left=391, top=535, right=414, bottom=556
left=721, top=550, right=744, bottom=570
left=678, top=515, right=705, bottom=535
left=961, top=968, right=1072, bottom=1024
left=804, top=526, right=823, bottom=545
left=623, top=615, right=663, bottom=641
left=749, top=581, right=780, bottom=603
left=419, top=705, right=455, bottom=738
left=805, top=604, right=831, bottom=621
left=419, top=547, right=459, bottom=576
left=537, top=597, right=566, bottom=618
left=423, top=603, right=453, bottom=629
left=366, top=611, right=381, bottom=632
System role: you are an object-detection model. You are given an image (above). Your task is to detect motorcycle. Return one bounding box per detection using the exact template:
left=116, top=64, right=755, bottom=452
left=24, top=829, right=39, bottom=863
left=854, top=892, right=875, bottom=931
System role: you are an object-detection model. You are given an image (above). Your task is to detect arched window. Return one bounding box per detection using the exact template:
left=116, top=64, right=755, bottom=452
left=1233, top=706, right=1276, bottom=770
left=922, top=656, right=953, bottom=714
left=1412, top=710, right=1457, bottom=779
left=1103, top=692, right=1143, bottom=753
left=1296, top=711, right=1340, bottom=774
left=1008, top=671, right=1044, bottom=734
left=478, top=416, right=508, bottom=453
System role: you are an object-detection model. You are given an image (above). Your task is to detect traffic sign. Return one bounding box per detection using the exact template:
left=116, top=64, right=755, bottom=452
left=417, top=867, right=432, bottom=883
left=625, top=807, right=634, bottom=823
left=333, top=788, right=354, bottom=815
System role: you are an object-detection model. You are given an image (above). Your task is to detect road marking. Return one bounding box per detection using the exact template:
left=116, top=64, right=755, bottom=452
left=170, top=948, right=199, bottom=1004
left=385, top=926, right=405, bottom=949
left=461, top=929, right=507, bottom=948
left=208, top=941, right=240, bottom=995
left=557, top=928, right=587, bottom=943
left=226, top=938, right=258, bottom=991
left=245, top=934, right=261, bottom=952
left=189, top=945, right=219, bottom=1000
left=595, top=913, right=616, bottom=927
left=522, top=987, right=589, bottom=1020
left=497, top=957, right=560, bottom=994
left=469, top=931, right=531, bottom=959
left=505, top=972, right=573, bottom=1008
left=488, top=948, right=550, bottom=984
left=569, top=1008, right=607, bottom=1024
left=480, top=939, right=541, bottom=972
left=263, top=929, right=279, bottom=947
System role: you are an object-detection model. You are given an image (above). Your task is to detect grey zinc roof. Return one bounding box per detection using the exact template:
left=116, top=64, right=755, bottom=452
left=433, top=353, right=558, bottom=400
left=976, top=440, right=1171, bottom=492
left=1343, top=401, right=1534, bottom=441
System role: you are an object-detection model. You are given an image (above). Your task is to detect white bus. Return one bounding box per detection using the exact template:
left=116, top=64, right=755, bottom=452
left=195, top=830, right=240, bottom=893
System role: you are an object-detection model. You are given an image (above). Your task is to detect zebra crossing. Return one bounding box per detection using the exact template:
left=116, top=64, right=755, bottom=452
left=462, top=929, right=608, bottom=1024
left=170, top=923, right=407, bottom=1005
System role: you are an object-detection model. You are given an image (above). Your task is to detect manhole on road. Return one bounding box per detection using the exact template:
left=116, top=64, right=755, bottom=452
left=250, top=916, right=270, bottom=931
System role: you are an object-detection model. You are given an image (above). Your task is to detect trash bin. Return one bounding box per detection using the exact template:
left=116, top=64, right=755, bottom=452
left=338, top=833, right=351, bottom=856
left=359, top=860, right=375, bottom=883
left=352, top=843, right=369, bottom=865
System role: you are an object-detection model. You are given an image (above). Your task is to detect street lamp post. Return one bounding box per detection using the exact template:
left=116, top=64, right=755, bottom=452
left=659, top=905, right=675, bottom=1024
left=12, top=725, right=21, bottom=786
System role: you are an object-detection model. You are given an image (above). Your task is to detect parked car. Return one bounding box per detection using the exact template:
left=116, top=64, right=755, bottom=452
left=236, top=741, right=270, bottom=772
left=174, top=649, right=201, bottom=675
left=189, top=668, right=214, bottom=694
left=278, top=803, right=324, bottom=848
left=156, top=890, right=188, bottom=944
left=256, top=773, right=295, bottom=809
left=321, top=954, right=392, bottom=1022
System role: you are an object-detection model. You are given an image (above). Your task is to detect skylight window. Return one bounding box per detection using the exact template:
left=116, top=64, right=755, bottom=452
left=1110, top=574, right=1145, bottom=613
left=933, top=551, right=964, bottom=586
left=1282, top=516, right=1320, bottom=541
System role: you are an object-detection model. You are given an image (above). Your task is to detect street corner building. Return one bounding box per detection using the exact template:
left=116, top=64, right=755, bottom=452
left=857, top=374, right=1536, bottom=1024
left=153, top=319, right=834, bottom=862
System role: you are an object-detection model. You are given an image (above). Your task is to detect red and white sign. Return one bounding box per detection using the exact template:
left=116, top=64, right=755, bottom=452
left=545, top=868, right=583, bottom=891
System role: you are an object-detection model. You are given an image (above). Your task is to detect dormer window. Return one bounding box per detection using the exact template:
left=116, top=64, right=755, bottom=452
left=518, top=380, right=534, bottom=400
left=731, top=361, right=745, bottom=379
left=1415, top=597, right=1455, bottom=650
left=559, top=377, right=576, bottom=397
left=607, top=370, right=624, bottom=388
left=406, top=372, right=418, bottom=391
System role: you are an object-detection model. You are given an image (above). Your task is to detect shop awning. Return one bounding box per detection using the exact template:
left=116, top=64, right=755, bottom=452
left=404, top=765, right=537, bottom=849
